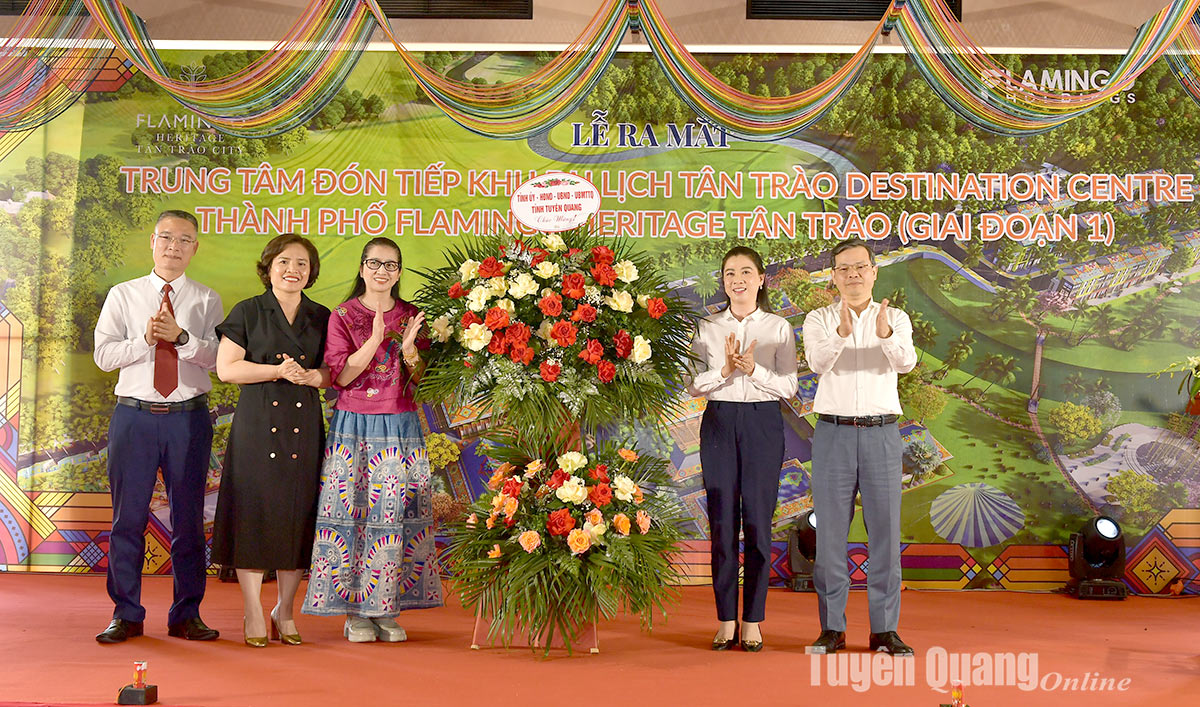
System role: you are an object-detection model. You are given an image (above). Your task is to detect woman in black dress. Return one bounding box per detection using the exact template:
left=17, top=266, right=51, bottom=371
left=213, top=233, right=331, bottom=647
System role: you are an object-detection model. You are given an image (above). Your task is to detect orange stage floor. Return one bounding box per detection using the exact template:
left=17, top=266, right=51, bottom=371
left=1, top=574, right=1197, bottom=706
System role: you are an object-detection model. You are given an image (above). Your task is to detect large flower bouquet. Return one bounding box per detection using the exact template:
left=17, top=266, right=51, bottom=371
left=448, top=434, right=687, bottom=653
left=413, top=226, right=695, bottom=437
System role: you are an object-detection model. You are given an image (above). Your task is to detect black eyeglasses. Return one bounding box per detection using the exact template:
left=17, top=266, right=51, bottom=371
left=362, top=258, right=400, bottom=272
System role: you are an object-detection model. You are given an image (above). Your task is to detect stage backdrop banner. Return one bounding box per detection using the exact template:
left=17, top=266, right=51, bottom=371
left=1, top=48, right=1198, bottom=594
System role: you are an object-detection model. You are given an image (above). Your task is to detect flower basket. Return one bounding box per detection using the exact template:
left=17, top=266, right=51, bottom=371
left=412, top=225, right=696, bottom=441
left=447, top=436, right=687, bottom=655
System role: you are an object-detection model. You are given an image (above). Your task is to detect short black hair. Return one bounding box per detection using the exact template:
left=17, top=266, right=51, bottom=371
left=156, top=209, right=198, bottom=231
left=256, top=233, right=320, bottom=289
left=830, top=238, right=875, bottom=267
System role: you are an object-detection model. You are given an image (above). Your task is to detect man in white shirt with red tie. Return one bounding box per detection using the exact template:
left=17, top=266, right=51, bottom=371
left=93, top=210, right=224, bottom=643
left=803, top=238, right=918, bottom=657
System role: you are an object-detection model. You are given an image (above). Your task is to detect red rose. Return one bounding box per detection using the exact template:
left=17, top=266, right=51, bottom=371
left=540, top=361, right=561, bottom=382
left=570, top=304, right=597, bottom=323
left=550, top=320, right=578, bottom=347
left=505, top=322, right=532, bottom=345
left=538, top=292, right=563, bottom=317
left=504, top=516, right=517, bottom=528
left=588, top=483, right=613, bottom=507
left=613, top=329, right=633, bottom=359
left=501, top=478, right=523, bottom=498
left=461, top=311, right=482, bottom=328
left=484, top=306, right=510, bottom=331
left=578, top=338, right=604, bottom=365
left=589, top=464, right=610, bottom=483
left=546, top=508, right=576, bottom=537
left=562, top=273, right=586, bottom=299
left=488, top=334, right=509, bottom=356
left=590, top=263, right=616, bottom=286
left=591, top=246, right=615, bottom=266
left=646, top=297, right=668, bottom=319
left=567, top=248, right=583, bottom=258
left=546, top=468, right=570, bottom=489
left=510, top=344, right=534, bottom=365
left=478, top=256, right=504, bottom=278
left=529, top=247, right=547, bottom=266
left=597, top=359, right=616, bottom=383
left=448, top=282, right=468, bottom=299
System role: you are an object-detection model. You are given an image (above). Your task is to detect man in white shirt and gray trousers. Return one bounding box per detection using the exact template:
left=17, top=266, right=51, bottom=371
left=802, top=238, right=918, bottom=656
left=93, top=210, right=224, bottom=644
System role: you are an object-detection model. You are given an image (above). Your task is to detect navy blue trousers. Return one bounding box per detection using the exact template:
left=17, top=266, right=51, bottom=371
left=106, top=403, right=212, bottom=625
left=699, top=400, right=784, bottom=623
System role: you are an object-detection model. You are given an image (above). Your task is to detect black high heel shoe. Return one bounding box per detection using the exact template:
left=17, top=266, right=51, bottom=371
left=712, top=628, right=739, bottom=651
left=740, top=624, right=764, bottom=652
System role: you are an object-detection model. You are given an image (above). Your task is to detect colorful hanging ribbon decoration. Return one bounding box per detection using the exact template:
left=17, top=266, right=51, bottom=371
left=1166, top=9, right=1200, bottom=104
left=4, top=0, right=1200, bottom=143
left=636, top=0, right=882, bottom=141
left=361, top=0, right=629, bottom=138
left=894, top=0, right=1200, bottom=135
left=77, top=0, right=375, bottom=137
left=0, top=0, right=116, bottom=155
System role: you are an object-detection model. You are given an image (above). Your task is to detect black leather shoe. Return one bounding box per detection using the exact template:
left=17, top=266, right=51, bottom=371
left=806, top=629, right=846, bottom=654
left=167, top=617, right=220, bottom=641
left=711, top=628, right=738, bottom=651
left=96, top=618, right=143, bottom=644
left=740, top=637, right=764, bottom=653
left=869, top=631, right=914, bottom=656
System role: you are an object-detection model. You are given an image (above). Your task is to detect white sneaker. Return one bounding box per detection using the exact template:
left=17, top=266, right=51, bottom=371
left=344, top=616, right=376, bottom=643
left=370, top=617, right=407, bottom=642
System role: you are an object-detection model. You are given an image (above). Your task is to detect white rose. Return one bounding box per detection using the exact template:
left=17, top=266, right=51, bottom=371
left=630, top=335, right=652, bottom=364
left=555, top=476, right=588, bottom=505
left=606, top=290, right=634, bottom=312
left=430, top=314, right=453, bottom=343
left=466, top=286, right=491, bottom=312
left=614, top=260, right=639, bottom=283
left=508, top=272, right=540, bottom=299
left=533, top=261, right=561, bottom=280
left=495, top=298, right=515, bottom=315
left=487, top=276, right=508, bottom=297
left=537, top=320, right=555, bottom=343
left=612, top=474, right=638, bottom=502
left=637, top=294, right=651, bottom=308
left=542, top=232, right=566, bottom=252
left=461, top=322, right=493, bottom=352
left=556, top=451, right=588, bottom=474
left=584, top=520, right=608, bottom=544
left=458, top=259, right=480, bottom=282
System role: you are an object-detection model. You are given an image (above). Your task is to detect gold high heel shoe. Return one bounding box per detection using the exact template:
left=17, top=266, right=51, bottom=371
left=270, top=608, right=302, bottom=645
left=243, top=617, right=268, bottom=648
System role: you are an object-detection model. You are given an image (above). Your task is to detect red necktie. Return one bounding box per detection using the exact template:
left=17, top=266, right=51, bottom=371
left=153, top=283, right=179, bottom=397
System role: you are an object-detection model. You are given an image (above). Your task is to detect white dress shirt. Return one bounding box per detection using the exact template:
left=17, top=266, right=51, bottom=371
left=803, top=299, right=917, bottom=416
left=687, top=307, right=799, bottom=402
left=94, top=271, right=223, bottom=402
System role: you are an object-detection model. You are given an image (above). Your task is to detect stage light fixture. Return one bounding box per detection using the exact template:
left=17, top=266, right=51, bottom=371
left=787, top=510, right=818, bottom=592
left=1067, top=515, right=1127, bottom=600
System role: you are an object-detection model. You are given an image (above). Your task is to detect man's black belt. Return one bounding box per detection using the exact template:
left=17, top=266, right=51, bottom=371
left=818, top=413, right=899, bottom=427
left=117, top=395, right=208, bottom=414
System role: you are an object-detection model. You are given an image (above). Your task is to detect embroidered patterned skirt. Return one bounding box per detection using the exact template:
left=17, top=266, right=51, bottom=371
left=302, top=409, right=444, bottom=617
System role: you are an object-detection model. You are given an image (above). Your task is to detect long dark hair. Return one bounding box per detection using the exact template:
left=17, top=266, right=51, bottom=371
left=720, top=246, right=772, bottom=313
left=345, top=237, right=402, bottom=303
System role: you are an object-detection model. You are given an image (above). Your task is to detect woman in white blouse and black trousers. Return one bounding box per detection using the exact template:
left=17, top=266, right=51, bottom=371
left=688, top=246, right=798, bottom=652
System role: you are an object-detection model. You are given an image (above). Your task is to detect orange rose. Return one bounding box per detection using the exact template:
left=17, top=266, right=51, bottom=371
left=466, top=513, right=478, bottom=527
left=540, top=360, right=561, bottom=382
left=538, top=292, right=563, bottom=317
left=567, top=528, right=592, bottom=555
left=578, top=338, right=604, bottom=365
left=486, top=513, right=497, bottom=529
left=597, top=359, right=616, bottom=383
left=562, top=273, right=586, bottom=299
left=550, top=320, right=578, bottom=347
left=588, top=482, right=613, bottom=507
left=612, top=513, right=631, bottom=536
left=487, top=543, right=503, bottom=559
left=646, top=297, right=668, bottom=319
left=570, top=303, right=598, bottom=323
left=518, top=530, right=542, bottom=553
left=636, top=510, right=651, bottom=534
left=617, top=448, right=638, bottom=463
left=484, top=306, right=510, bottom=331
left=591, top=245, right=615, bottom=266
left=634, top=487, right=644, bottom=505
left=503, top=496, right=519, bottom=519
left=590, top=263, right=616, bottom=286
left=477, top=256, right=504, bottom=278
left=546, top=507, right=576, bottom=536
left=585, top=509, right=604, bottom=526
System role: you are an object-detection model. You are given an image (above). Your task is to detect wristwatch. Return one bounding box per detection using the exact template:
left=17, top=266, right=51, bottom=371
left=174, top=329, right=190, bottom=346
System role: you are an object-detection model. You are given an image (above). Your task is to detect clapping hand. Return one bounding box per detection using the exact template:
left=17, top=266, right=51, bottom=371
left=399, top=311, right=425, bottom=357
left=876, top=298, right=892, bottom=339
left=836, top=300, right=853, bottom=338
left=733, top=339, right=757, bottom=376
left=145, top=300, right=182, bottom=345
left=721, top=333, right=740, bottom=378
left=369, top=301, right=387, bottom=345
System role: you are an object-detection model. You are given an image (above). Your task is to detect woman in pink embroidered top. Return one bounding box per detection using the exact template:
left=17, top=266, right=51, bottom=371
left=302, top=237, right=444, bottom=642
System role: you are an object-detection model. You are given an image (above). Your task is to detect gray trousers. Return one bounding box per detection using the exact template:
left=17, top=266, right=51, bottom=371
left=810, top=420, right=903, bottom=633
